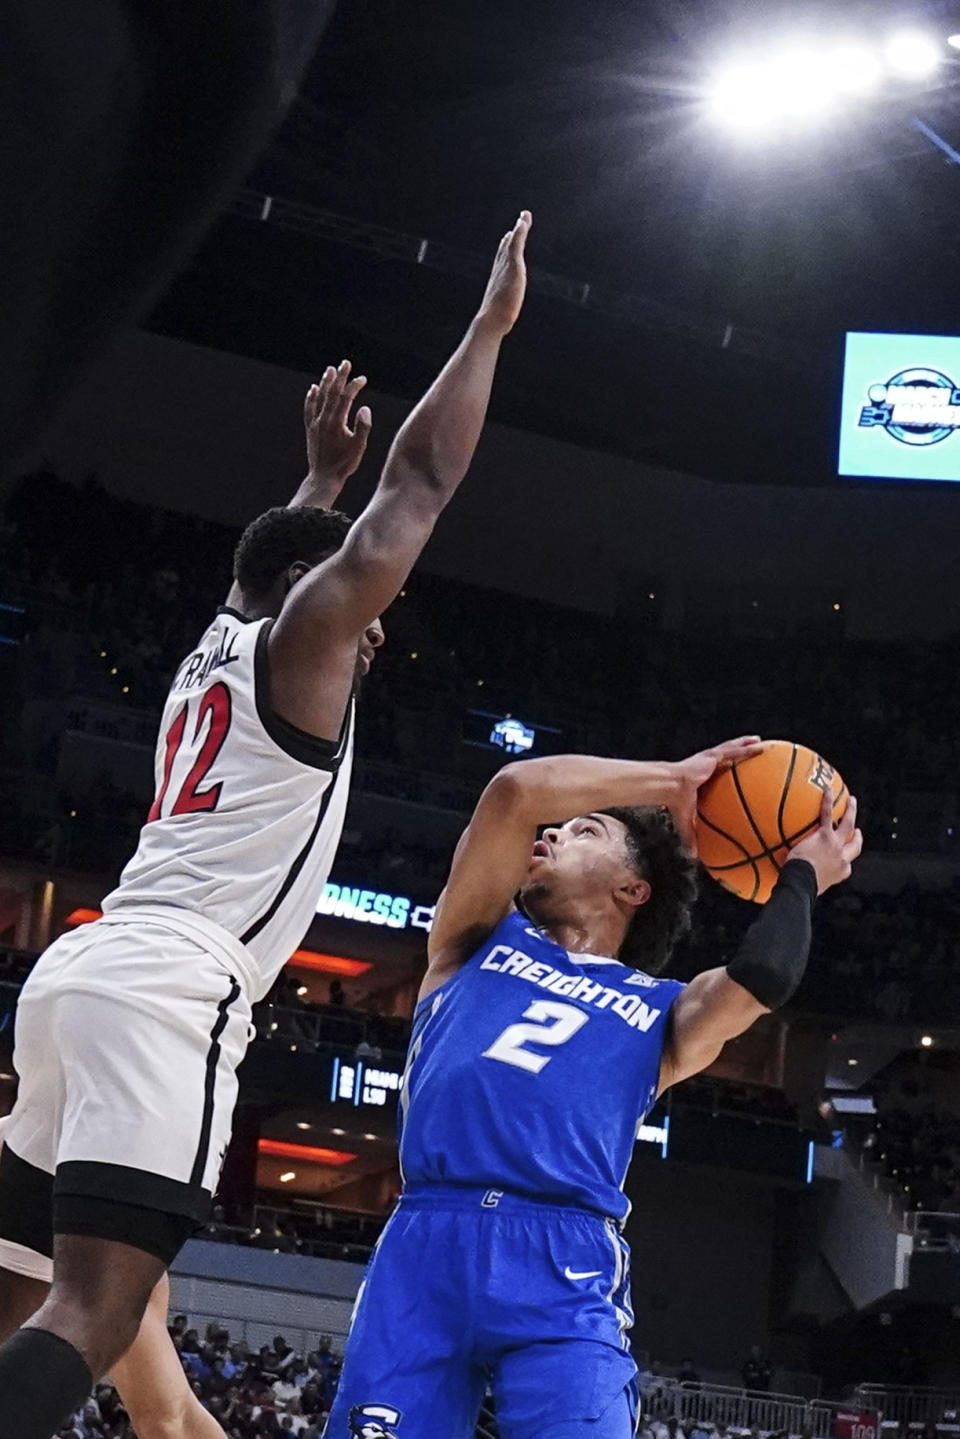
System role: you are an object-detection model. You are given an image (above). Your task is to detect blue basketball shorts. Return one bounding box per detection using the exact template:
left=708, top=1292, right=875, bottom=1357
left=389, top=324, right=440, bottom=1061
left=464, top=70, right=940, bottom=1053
left=323, top=1185, right=639, bottom=1439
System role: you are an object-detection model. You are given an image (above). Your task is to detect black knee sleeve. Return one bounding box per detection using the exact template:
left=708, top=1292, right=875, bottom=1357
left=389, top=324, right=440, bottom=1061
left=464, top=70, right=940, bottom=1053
left=0, top=1327, right=93, bottom=1439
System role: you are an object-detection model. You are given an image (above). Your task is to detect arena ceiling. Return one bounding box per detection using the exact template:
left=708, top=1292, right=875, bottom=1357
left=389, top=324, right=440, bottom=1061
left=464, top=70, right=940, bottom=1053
left=149, top=0, right=960, bottom=487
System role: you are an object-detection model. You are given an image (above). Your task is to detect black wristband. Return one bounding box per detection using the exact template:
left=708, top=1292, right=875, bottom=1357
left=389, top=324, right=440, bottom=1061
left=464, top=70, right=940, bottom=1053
left=725, top=858, right=816, bottom=1010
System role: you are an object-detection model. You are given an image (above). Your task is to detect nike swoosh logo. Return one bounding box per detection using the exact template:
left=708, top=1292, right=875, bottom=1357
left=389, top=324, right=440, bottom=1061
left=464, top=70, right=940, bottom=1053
left=564, top=1266, right=603, bottom=1281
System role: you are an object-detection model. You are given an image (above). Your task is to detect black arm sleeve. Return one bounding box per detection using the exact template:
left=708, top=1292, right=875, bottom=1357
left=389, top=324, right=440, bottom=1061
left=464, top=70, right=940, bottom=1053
left=725, top=858, right=817, bottom=1010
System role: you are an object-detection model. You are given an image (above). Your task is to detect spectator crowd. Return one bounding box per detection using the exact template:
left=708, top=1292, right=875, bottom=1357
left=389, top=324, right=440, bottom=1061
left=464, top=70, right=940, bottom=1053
left=677, top=876, right=960, bottom=1024
left=4, top=470, right=960, bottom=843
left=2, top=470, right=960, bottom=1032
left=60, top=1319, right=344, bottom=1439
left=862, top=1106, right=960, bottom=1216
left=0, top=473, right=954, bottom=1439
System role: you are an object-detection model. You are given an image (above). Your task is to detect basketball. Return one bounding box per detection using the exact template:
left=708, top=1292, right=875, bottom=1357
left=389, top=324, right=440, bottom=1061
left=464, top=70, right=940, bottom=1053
left=695, top=740, right=848, bottom=903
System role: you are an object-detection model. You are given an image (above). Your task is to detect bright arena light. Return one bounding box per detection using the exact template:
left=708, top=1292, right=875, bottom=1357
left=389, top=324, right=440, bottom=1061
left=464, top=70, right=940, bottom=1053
left=948, top=34, right=960, bottom=51
left=883, top=30, right=941, bottom=79
left=708, top=48, right=836, bottom=133
left=708, top=28, right=947, bottom=135
left=825, top=43, right=884, bottom=95
left=707, top=63, right=773, bottom=131
left=772, top=48, right=837, bottom=118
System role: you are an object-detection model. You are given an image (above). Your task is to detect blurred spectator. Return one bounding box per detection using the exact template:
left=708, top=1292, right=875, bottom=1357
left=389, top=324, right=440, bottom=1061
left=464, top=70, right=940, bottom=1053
left=59, top=1312, right=344, bottom=1436
left=742, top=1347, right=772, bottom=1392
left=862, top=1105, right=960, bottom=1214
left=677, top=1358, right=702, bottom=1388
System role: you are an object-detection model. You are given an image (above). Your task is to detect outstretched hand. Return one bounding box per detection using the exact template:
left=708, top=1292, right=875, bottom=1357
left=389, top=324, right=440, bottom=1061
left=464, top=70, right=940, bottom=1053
left=669, top=735, right=765, bottom=855
left=303, top=359, right=373, bottom=501
left=790, top=790, right=862, bottom=894
left=476, top=211, right=532, bottom=337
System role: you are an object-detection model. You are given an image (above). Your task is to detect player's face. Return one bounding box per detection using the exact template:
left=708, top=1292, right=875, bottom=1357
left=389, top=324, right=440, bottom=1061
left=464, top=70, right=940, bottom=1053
left=357, top=618, right=385, bottom=677
left=520, top=813, right=647, bottom=910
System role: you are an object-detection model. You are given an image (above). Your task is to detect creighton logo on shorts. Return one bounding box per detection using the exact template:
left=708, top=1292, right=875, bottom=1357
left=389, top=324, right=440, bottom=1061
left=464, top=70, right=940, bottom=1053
left=858, top=367, right=960, bottom=447
left=349, top=1403, right=402, bottom=1438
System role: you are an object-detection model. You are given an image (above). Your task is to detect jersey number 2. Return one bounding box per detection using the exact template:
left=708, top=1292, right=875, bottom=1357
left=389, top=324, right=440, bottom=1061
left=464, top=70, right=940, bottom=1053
left=482, top=1000, right=589, bottom=1075
left=147, top=682, right=232, bottom=822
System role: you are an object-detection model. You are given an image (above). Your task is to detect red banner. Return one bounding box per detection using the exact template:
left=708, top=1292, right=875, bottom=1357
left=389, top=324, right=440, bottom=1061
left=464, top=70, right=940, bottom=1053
left=835, top=1410, right=879, bottom=1439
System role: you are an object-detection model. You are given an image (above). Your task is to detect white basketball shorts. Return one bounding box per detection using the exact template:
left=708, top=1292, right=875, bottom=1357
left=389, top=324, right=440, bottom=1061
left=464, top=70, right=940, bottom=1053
left=0, top=913, right=252, bottom=1274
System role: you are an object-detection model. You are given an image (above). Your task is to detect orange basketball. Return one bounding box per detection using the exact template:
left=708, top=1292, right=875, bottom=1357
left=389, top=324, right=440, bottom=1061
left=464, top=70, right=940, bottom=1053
left=694, top=740, right=847, bottom=903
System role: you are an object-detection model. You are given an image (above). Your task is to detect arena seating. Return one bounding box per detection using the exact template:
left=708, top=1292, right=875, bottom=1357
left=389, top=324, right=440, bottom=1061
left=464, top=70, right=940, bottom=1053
left=61, top=1319, right=343, bottom=1437
left=3, top=470, right=960, bottom=853
left=676, top=879, right=960, bottom=1024
left=3, top=473, right=960, bottom=1025
left=202, top=1203, right=386, bottom=1265
left=62, top=1316, right=960, bottom=1439
left=861, top=1106, right=960, bottom=1215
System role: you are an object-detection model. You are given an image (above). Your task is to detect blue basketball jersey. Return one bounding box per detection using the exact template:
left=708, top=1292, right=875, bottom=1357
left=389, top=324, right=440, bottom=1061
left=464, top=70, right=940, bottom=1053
left=398, top=909, right=685, bottom=1223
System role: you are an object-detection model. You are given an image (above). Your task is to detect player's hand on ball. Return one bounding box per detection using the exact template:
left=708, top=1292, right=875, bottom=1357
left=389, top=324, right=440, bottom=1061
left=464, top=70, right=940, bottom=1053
left=304, top=359, right=373, bottom=494
left=669, top=735, right=765, bottom=855
left=789, top=791, right=862, bottom=895
left=476, top=211, right=532, bottom=337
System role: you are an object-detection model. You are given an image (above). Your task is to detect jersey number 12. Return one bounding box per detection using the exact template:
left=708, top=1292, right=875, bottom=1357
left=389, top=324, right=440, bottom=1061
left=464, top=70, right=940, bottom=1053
left=482, top=1000, right=589, bottom=1075
left=148, top=682, right=232, bottom=822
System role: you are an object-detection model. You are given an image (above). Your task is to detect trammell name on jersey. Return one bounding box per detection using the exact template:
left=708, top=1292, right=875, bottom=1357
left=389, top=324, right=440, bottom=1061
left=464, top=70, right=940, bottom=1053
left=101, top=607, right=354, bottom=1001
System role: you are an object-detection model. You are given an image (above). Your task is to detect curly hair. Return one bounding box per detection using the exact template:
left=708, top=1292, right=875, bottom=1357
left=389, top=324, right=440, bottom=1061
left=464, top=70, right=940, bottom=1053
left=232, top=506, right=353, bottom=601
left=601, top=806, right=698, bottom=975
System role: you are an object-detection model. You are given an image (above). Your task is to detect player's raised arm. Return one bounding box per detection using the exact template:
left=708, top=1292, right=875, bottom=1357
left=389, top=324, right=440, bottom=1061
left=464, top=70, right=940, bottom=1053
left=291, top=360, right=373, bottom=511
left=224, top=360, right=372, bottom=608
left=657, top=791, right=863, bottom=1094
left=265, top=210, right=532, bottom=741
left=424, top=737, right=764, bottom=997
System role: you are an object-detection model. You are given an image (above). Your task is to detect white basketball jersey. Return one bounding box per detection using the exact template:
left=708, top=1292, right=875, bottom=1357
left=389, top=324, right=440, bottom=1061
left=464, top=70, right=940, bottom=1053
left=102, top=607, right=354, bottom=1001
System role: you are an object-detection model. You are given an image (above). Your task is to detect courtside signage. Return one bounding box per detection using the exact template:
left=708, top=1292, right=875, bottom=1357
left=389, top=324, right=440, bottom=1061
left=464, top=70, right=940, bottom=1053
left=839, top=331, right=960, bottom=481
left=317, top=880, right=436, bottom=932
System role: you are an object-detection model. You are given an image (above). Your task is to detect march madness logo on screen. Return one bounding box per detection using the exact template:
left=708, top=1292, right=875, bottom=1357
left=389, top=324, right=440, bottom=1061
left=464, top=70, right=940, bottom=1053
left=857, top=366, right=960, bottom=447
left=839, top=332, right=960, bottom=482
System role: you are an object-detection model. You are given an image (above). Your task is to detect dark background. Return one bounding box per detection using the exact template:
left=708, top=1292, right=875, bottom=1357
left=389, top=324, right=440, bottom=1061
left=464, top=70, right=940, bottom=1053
left=144, top=0, right=960, bottom=488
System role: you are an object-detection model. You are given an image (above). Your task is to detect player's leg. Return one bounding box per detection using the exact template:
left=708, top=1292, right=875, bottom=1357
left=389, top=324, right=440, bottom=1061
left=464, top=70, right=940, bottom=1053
left=0, top=1268, right=48, bottom=1335
left=1, top=1078, right=207, bottom=1438
left=0, top=1245, right=224, bottom=1439
left=0, top=1230, right=164, bottom=1436
left=0, top=997, right=59, bottom=1339
left=492, top=1341, right=639, bottom=1439
left=323, top=1205, right=486, bottom=1439
left=0, top=929, right=251, bottom=1437
left=21, top=1234, right=163, bottom=1372
left=0, top=1126, right=52, bottom=1334
left=111, top=1272, right=228, bottom=1439
left=485, top=1205, right=639, bottom=1439
left=512, top=1392, right=638, bottom=1439
left=0, top=1020, right=151, bottom=1429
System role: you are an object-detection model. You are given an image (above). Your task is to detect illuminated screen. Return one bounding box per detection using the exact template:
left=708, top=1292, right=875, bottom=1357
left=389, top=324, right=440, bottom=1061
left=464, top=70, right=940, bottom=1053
left=463, top=709, right=564, bottom=757
left=839, top=331, right=960, bottom=482
left=330, top=1056, right=402, bottom=1110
